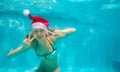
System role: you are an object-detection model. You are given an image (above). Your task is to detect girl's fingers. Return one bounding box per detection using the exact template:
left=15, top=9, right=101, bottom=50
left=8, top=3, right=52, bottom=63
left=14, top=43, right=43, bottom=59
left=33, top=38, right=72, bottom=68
left=30, top=35, right=36, bottom=42
left=28, top=32, right=31, bottom=39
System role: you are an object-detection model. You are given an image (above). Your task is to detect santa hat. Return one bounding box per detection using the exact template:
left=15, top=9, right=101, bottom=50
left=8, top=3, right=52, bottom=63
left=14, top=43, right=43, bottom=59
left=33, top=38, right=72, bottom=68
left=23, top=9, right=49, bottom=34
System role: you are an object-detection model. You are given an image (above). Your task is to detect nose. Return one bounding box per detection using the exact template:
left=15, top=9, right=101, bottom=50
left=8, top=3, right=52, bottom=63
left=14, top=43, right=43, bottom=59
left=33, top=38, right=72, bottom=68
left=37, top=32, right=41, bottom=35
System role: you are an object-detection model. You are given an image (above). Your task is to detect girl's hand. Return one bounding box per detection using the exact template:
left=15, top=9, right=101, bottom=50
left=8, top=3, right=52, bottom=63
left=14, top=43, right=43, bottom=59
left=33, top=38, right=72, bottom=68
left=23, top=33, right=36, bottom=47
left=69, top=28, right=76, bottom=32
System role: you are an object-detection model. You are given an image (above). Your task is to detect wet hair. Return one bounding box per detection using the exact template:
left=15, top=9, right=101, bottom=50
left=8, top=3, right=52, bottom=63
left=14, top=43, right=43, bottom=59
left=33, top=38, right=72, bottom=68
left=49, top=29, right=55, bottom=32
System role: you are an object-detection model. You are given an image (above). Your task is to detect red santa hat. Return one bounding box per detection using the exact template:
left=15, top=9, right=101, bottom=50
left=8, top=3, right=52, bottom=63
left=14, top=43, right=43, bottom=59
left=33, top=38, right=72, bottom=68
left=23, top=9, right=49, bottom=34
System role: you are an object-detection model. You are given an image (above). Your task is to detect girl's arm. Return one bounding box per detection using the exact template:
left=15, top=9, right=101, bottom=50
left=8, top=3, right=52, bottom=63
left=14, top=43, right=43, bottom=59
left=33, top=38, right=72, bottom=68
left=7, top=33, right=36, bottom=58
left=7, top=45, right=30, bottom=58
left=51, top=28, right=76, bottom=41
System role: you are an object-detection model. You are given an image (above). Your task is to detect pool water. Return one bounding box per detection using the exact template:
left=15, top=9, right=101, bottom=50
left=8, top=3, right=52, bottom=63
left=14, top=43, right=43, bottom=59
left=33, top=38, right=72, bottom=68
left=0, top=0, right=120, bottom=72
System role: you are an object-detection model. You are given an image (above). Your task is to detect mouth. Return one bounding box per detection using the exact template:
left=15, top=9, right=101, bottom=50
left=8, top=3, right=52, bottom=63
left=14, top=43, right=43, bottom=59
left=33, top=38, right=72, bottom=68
left=36, top=35, right=42, bottom=38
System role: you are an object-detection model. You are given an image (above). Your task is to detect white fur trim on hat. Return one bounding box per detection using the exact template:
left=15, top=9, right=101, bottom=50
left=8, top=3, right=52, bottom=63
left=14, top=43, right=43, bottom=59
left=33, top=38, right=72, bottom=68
left=32, top=22, right=49, bottom=34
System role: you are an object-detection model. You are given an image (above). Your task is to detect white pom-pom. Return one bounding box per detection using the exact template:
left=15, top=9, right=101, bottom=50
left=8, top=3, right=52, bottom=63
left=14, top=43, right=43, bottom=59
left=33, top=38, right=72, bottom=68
left=23, top=9, right=30, bottom=15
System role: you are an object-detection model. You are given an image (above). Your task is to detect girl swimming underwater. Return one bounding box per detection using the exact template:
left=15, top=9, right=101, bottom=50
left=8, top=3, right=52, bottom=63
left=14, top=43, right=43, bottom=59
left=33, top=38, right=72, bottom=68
left=7, top=10, right=76, bottom=72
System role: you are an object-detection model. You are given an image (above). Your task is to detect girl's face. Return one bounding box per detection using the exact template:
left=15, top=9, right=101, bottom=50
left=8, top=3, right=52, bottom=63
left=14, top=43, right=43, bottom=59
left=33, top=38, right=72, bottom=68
left=32, top=28, right=46, bottom=39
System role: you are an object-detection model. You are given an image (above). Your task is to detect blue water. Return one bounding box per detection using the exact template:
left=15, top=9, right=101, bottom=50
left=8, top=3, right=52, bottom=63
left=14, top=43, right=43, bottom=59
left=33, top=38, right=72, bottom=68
left=0, top=0, right=120, bottom=72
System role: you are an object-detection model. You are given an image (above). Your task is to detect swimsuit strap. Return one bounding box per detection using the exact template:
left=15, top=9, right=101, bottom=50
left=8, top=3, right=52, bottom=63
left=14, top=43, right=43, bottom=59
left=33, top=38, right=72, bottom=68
left=46, top=38, right=57, bottom=51
left=35, top=38, right=57, bottom=59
